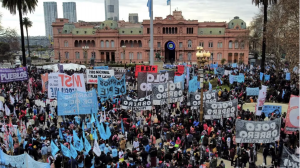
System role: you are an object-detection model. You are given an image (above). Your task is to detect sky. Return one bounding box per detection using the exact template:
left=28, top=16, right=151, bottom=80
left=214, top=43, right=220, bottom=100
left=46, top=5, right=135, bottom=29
left=0, top=0, right=260, bottom=36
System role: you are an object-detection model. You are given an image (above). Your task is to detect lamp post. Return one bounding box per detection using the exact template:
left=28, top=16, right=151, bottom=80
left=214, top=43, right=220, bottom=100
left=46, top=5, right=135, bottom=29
left=82, top=46, right=89, bottom=66
left=122, top=45, right=126, bottom=67
left=196, top=46, right=211, bottom=122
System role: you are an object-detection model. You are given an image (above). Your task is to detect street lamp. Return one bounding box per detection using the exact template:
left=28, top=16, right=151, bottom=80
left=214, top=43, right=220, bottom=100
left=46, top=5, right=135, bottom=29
left=196, top=46, right=211, bottom=122
left=122, top=45, right=126, bottom=66
left=82, top=46, right=89, bottom=66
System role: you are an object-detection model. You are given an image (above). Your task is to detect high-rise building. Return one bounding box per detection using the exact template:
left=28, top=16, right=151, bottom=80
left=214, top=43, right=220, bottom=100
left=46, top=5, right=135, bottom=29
left=43, top=2, right=58, bottom=37
left=129, top=13, right=138, bottom=23
left=63, top=2, right=77, bottom=23
left=104, top=0, right=119, bottom=21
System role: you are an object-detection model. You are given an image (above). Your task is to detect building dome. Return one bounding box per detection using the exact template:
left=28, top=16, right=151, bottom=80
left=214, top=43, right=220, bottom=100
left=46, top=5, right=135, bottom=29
left=228, top=16, right=246, bottom=29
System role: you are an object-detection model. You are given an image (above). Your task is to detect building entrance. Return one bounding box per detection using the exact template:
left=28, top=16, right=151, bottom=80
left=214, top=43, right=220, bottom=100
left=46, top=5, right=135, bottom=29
left=165, top=41, right=175, bottom=63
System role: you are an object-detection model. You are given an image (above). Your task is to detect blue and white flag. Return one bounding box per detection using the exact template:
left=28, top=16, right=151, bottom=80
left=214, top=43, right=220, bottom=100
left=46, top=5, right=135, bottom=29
left=82, top=121, right=85, bottom=132
left=17, top=129, right=22, bottom=143
left=285, top=73, right=290, bottom=80
left=121, top=119, right=124, bottom=134
left=214, top=68, right=217, bottom=75
left=282, top=90, right=285, bottom=99
left=84, top=136, right=91, bottom=152
left=60, top=143, right=71, bottom=158
left=51, top=140, right=59, bottom=157
left=264, top=74, right=270, bottom=81
left=9, top=134, right=13, bottom=149
left=167, top=0, right=171, bottom=5
left=59, top=128, right=63, bottom=140
left=260, top=72, right=264, bottom=81
left=70, top=144, right=78, bottom=159
left=93, top=129, right=98, bottom=141
left=90, top=113, right=95, bottom=123
left=147, top=0, right=152, bottom=17
left=219, top=78, right=223, bottom=85
left=188, top=76, right=198, bottom=93
left=209, top=82, right=212, bottom=91
left=23, top=141, right=27, bottom=149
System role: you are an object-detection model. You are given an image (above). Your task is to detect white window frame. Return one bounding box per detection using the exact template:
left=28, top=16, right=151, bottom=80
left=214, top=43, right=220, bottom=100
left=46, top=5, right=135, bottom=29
left=101, top=41, right=104, bottom=48
left=64, top=41, right=68, bottom=47
left=179, top=42, right=183, bottom=48
left=188, top=52, right=192, bottom=61
left=106, top=40, right=109, bottom=47
left=187, top=40, right=192, bottom=48
left=229, top=41, right=233, bottom=49
left=91, top=52, right=96, bottom=59
left=75, top=52, right=80, bottom=59
left=65, top=52, right=69, bottom=59
left=235, top=41, right=239, bottom=49
left=111, top=40, right=115, bottom=48
left=209, top=42, right=213, bottom=48
left=121, top=52, right=124, bottom=59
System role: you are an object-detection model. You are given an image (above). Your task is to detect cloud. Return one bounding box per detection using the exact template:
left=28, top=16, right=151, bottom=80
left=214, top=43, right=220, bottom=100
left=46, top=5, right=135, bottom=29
left=0, top=0, right=260, bottom=36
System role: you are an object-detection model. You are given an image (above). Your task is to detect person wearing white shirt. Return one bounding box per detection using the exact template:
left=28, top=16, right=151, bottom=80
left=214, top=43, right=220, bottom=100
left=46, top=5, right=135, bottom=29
left=133, top=138, right=139, bottom=151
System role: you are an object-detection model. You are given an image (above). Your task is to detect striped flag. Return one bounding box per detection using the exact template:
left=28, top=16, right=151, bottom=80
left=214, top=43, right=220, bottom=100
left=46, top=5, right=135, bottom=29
left=167, top=0, right=171, bottom=5
left=147, top=0, right=152, bottom=17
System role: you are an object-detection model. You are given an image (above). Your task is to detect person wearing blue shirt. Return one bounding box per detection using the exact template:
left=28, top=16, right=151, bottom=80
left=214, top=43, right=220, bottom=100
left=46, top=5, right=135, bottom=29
left=145, top=143, right=151, bottom=153
left=41, top=144, right=48, bottom=162
left=104, top=144, right=111, bottom=155
left=100, top=143, right=105, bottom=151
left=111, top=147, right=118, bottom=162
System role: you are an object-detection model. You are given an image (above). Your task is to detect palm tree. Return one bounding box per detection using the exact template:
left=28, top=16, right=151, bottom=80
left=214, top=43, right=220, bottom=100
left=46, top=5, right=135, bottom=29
left=23, top=17, right=32, bottom=58
left=2, top=0, right=38, bottom=66
left=252, top=0, right=277, bottom=76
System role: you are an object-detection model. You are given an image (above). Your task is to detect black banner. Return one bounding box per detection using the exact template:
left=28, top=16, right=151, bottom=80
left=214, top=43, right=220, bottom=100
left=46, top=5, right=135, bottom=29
left=189, top=91, right=218, bottom=109
left=280, top=146, right=300, bottom=168
left=204, top=99, right=238, bottom=119
left=121, top=95, right=152, bottom=111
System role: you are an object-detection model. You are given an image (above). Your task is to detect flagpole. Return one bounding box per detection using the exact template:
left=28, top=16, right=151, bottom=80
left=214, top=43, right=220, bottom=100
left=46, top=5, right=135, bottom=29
left=150, top=0, right=154, bottom=65
left=170, top=0, right=171, bottom=15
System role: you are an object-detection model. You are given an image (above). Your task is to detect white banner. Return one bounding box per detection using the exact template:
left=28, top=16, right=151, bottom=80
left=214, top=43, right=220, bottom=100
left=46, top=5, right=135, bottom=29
left=256, top=85, right=268, bottom=115
left=48, top=73, right=86, bottom=99
left=86, top=69, right=114, bottom=84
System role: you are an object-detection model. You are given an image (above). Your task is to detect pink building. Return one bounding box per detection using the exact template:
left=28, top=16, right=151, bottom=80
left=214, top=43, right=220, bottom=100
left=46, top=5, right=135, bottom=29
left=52, top=11, right=249, bottom=64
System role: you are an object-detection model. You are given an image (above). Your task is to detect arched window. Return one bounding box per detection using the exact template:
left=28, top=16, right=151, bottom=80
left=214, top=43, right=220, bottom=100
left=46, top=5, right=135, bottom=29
left=75, top=52, right=80, bottom=59
left=217, top=53, right=222, bottom=60
left=138, top=40, right=142, bottom=47
left=64, top=41, right=68, bottom=47
left=65, top=52, right=69, bottom=59
left=187, top=40, right=192, bottom=48
left=217, top=42, right=223, bottom=48
left=111, top=40, right=115, bottom=48
left=100, top=40, right=104, bottom=47
left=229, top=40, right=233, bottom=49
left=74, top=40, right=78, bottom=47
left=106, top=40, right=109, bottom=47
left=235, top=41, right=239, bottom=49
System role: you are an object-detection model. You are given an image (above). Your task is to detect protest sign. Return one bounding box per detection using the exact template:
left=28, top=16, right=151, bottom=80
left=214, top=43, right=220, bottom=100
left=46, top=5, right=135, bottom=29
left=285, top=95, right=300, bottom=134
left=235, top=118, right=281, bottom=143
left=164, top=64, right=174, bottom=69
left=261, top=105, right=282, bottom=117
left=210, top=63, right=218, bottom=68
left=286, top=73, right=291, bottom=80
left=135, top=65, right=158, bottom=78
left=189, top=91, right=218, bottom=109
left=41, top=73, right=48, bottom=93
left=86, top=69, right=114, bottom=84
left=229, top=74, right=244, bottom=84
left=137, top=71, right=174, bottom=97
left=231, top=63, right=237, bottom=67
left=94, top=66, right=109, bottom=70
left=125, top=71, right=134, bottom=82
left=188, top=76, right=198, bottom=93
left=48, top=73, right=86, bottom=99
left=57, top=90, right=98, bottom=116
left=280, top=146, right=300, bottom=168
left=97, top=75, right=126, bottom=98
left=224, top=70, right=232, bottom=76
left=168, top=82, right=183, bottom=103
left=152, top=83, right=168, bottom=105
left=0, top=67, right=28, bottom=83
left=204, top=99, right=238, bottom=119
left=121, top=95, right=152, bottom=111
left=175, top=65, right=185, bottom=76
left=246, top=87, right=259, bottom=96
left=256, top=85, right=268, bottom=116
left=114, top=70, right=125, bottom=79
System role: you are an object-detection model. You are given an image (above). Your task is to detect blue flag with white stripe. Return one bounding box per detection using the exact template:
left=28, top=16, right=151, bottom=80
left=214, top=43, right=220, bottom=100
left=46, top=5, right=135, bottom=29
left=147, top=0, right=152, bottom=17
left=167, top=0, right=171, bottom=5
left=209, top=82, right=212, bottom=91
left=51, top=140, right=59, bottom=157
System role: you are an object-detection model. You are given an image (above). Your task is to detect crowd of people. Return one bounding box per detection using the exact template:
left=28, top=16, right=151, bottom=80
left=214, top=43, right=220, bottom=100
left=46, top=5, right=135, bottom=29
left=0, top=63, right=299, bottom=168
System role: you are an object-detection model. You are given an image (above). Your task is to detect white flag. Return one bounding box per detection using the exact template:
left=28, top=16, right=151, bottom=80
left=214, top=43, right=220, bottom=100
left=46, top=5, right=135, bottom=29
left=93, top=139, right=101, bottom=156
left=10, top=95, right=14, bottom=105
left=5, top=104, right=10, bottom=116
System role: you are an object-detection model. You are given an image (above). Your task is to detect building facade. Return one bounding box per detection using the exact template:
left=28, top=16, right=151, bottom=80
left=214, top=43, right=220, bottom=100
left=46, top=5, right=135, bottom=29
left=129, top=13, right=139, bottom=24
left=44, top=2, right=58, bottom=37
left=52, top=11, right=249, bottom=64
left=63, top=2, right=77, bottom=23
left=104, top=0, right=119, bottom=21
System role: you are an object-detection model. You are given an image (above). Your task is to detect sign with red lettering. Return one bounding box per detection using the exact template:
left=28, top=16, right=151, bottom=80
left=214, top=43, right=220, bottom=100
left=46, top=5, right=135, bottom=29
left=48, top=73, right=86, bottom=99
left=175, top=65, right=185, bottom=76
left=135, top=65, right=158, bottom=78
left=285, top=95, right=300, bottom=134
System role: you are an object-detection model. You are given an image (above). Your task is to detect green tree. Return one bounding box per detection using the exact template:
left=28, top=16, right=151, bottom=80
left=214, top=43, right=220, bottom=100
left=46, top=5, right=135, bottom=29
left=221, top=58, right=226, bottom=65
left=2, top=0, right=38, bottom=66
left=252, top=0, right=278, bottom=76
left=22, top=17, right=32, bottom=58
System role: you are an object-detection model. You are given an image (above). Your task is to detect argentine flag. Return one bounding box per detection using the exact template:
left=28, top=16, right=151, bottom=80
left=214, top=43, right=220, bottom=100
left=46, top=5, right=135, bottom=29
left=167, top=0, right=171, bottom=5
left=147, top=0, right=152, bottom=17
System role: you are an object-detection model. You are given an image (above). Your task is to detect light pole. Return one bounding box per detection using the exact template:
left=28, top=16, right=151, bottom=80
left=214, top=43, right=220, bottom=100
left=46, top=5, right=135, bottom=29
left=196, top=46, right=211, bottom=122
left=82, top=46, right=89, bottom=66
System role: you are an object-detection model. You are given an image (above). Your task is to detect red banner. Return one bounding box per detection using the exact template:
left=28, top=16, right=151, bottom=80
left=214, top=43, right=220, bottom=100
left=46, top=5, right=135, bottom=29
left=135, top=65, right=158, bottom=78
left=175, top=65, right=185, bottom=76
left=285, top=95, right=300, bottom=134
